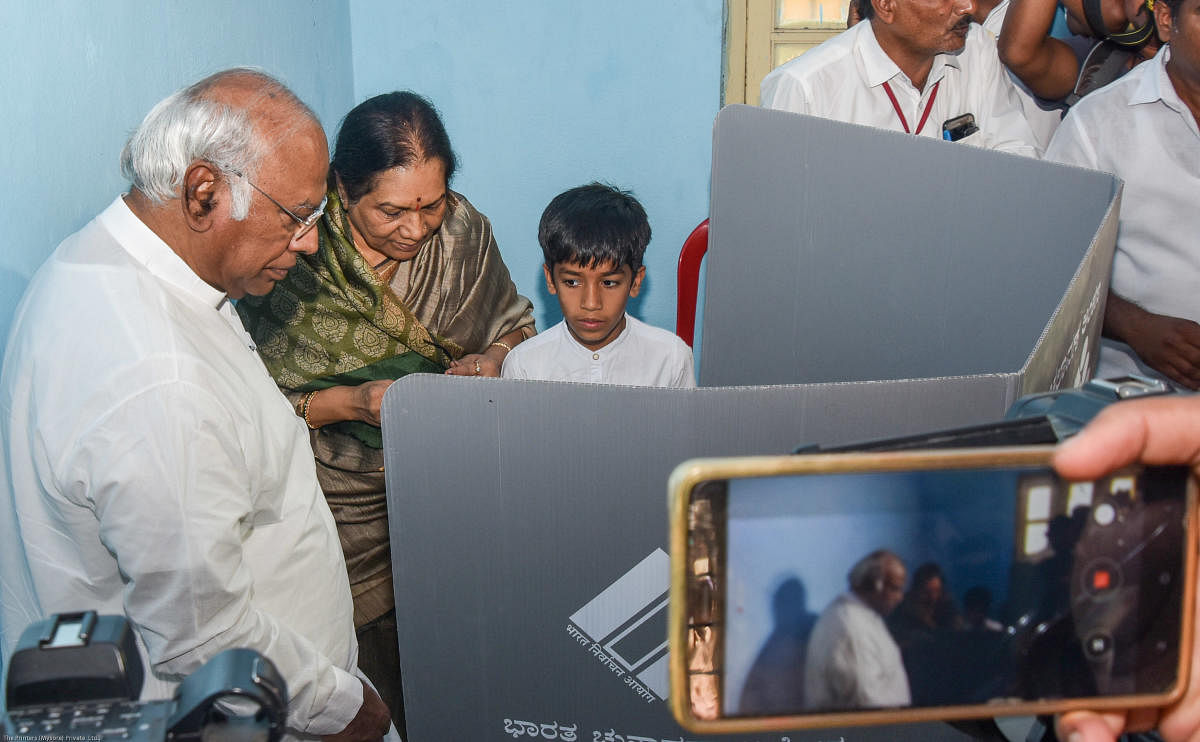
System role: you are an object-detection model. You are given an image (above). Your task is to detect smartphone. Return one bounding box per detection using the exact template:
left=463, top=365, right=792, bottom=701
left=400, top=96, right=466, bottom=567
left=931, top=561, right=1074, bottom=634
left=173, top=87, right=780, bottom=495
left=942, top=113, right=980, bottom=142
left=667, top=446, right=1196, bottom=733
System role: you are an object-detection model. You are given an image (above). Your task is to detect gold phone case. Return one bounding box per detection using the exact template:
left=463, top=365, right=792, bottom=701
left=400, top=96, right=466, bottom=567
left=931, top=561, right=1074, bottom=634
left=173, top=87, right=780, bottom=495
left=667, top=446, right=1197, bottom=734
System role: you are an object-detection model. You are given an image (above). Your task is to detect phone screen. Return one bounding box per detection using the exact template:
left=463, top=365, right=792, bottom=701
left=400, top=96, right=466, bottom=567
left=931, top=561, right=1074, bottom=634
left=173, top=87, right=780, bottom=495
left=673, top=451, right=1194, bottom=729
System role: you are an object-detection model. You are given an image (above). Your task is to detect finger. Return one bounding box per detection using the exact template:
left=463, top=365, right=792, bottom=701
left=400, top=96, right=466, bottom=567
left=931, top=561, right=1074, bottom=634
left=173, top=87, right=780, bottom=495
left=1158, top=349, right=1200, bottom=389
left=1056, top=710, right=1128, bottom=742
left=1122, top=706, right=1161, bottom=733
left=1053, top=395, right=1200, bottom=479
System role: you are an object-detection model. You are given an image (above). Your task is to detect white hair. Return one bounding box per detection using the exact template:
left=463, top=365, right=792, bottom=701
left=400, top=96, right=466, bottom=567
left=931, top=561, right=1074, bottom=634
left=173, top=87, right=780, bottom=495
left=848, top=549, right=901, bottom=592
left=119, top=68, right=314, bottom=220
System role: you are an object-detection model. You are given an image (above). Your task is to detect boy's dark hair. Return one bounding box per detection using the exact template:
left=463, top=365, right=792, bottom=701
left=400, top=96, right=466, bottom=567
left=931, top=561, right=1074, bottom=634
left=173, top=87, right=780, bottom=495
left=539, top=183, right=651, bottom=273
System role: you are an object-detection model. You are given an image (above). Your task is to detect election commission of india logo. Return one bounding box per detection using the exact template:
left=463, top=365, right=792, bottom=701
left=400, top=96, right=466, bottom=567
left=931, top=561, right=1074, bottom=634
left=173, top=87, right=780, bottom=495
left=565, top=549, right=671, bottom=703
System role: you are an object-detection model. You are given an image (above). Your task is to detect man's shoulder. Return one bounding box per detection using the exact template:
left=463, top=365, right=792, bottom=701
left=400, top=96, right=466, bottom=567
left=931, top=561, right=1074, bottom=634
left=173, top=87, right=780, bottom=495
left=1067, top=56, right=1153, bottom=118
left=1048, top=57, right=1152, bottom=159
left=764, top=25, right=861, bottom=85
left=6, top=215, right=227, bottom=395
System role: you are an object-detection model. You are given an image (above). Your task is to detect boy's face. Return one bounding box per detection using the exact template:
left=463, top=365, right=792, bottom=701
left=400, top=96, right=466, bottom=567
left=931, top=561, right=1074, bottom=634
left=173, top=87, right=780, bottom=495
left=545, top=260, right=645, bottom=351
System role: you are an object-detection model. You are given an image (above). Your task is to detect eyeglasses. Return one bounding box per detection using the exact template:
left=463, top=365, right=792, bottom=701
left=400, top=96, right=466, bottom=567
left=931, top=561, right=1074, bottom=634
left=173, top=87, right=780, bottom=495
left=230, top=169, right=327, bottom=242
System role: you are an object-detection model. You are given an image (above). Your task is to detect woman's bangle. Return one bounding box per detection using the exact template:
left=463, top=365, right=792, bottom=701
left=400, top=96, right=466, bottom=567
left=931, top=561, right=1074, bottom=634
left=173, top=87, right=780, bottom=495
left=300, top=389, right=321, bottom=430
left=489, top=340, right=513, bottom=354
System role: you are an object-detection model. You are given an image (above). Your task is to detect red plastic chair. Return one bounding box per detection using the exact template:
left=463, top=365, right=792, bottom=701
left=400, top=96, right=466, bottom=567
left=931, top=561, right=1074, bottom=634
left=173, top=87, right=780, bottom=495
left=675, top=219, right=709, bottom=347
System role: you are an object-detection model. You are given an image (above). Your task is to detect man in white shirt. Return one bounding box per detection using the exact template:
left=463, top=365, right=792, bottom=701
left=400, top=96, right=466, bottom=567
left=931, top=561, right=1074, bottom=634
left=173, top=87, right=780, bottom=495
left=0, top=69, right=390, bottom=741
left=804, top=550, right=911, bottom=710
left=761, top=0, right=1041, bottom=157
left=1045, top=0, right=1200, bottom=389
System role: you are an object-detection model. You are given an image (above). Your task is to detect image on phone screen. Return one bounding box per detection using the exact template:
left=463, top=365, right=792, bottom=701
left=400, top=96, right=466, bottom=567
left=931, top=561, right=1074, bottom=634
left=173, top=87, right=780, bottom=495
left=673, top=454, right=1192, bottom=728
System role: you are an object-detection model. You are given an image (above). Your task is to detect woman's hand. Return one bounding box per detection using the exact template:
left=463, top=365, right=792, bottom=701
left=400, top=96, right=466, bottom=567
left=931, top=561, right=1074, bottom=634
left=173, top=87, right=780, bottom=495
left=446, top=353, right=501, bottom=377
left=301, top=380, right=393, bottom=428
left=444, top=329, right=527, bottom=378
left=350, top=380, right=393, bottom=426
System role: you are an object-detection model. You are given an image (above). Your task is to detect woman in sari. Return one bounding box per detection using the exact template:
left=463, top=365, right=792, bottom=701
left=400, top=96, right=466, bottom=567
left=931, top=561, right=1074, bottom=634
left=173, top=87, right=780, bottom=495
left=237, top=91, right=535, bottom=728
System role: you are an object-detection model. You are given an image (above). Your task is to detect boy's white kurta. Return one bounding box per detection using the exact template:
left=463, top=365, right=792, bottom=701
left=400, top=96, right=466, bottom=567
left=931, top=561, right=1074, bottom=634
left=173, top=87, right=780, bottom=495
left=502, top=314, right=696, bottom=387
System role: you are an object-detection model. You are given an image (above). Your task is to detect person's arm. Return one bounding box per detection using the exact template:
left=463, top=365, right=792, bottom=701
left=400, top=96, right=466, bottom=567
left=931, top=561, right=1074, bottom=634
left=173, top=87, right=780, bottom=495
left=1103, top=292, right=1200, bottom=390
left=68, top=382, right=384, bottom=739
left=1053, top=395, right=1200, bottom=742
left=998, top=0, right=1082, bottom=100
left=292, top=382, right=393, bottom=429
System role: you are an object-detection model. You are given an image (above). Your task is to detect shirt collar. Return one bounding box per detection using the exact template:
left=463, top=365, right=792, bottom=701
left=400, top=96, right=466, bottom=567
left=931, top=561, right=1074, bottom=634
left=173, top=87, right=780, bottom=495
left=97, top=195, right=229, bottom=310
left=1130, top=45, right=1185, bottom=109
left=858, top=20, right=962, bottom=90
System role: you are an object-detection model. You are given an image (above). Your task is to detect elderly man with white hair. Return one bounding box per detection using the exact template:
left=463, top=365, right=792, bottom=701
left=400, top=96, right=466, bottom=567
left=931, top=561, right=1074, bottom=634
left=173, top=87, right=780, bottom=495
left=804, top=549, right=912, bottom=711
left=0, top=69, right=391, bottom=742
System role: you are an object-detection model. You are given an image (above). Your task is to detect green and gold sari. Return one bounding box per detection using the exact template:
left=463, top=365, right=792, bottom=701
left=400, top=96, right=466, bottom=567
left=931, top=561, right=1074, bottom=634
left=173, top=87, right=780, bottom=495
left=237, top=188, right=534, bottom=627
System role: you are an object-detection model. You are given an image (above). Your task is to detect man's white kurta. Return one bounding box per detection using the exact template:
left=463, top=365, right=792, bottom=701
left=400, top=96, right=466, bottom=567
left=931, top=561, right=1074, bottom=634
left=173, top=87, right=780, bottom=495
left=804, top=592, right=912, bottom=710
left=0, top=197, right=363, bottom=736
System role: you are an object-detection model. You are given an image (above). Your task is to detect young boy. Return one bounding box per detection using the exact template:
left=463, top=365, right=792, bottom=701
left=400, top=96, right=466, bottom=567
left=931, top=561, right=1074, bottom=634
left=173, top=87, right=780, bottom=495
left=501, top=183, right=695, bottom=387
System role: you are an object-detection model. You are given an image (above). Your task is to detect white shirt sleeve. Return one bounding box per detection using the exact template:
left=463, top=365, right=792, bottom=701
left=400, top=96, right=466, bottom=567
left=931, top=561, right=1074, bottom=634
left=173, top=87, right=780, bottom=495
left=672, top=343, right=697, bottom=388
left=501, top=347, right=529, bottom=379
left=63, top=381, right=361, bottom=736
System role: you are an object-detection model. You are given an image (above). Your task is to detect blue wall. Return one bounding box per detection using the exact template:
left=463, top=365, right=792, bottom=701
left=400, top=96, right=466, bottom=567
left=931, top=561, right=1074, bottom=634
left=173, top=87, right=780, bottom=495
left=0, top=0, right=356, bottom=362
left=349, top=0, right=725, bottom=334
left=0, top=1, right=723, bottom=362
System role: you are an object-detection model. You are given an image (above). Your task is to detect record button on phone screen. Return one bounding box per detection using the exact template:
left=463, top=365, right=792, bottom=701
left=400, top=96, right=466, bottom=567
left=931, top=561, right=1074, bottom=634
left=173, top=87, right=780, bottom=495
left=1083, top=558, right=1121, bottom=596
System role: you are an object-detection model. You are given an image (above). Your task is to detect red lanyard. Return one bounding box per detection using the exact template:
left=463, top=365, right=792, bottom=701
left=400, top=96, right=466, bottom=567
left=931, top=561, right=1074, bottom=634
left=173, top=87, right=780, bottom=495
left=881, top=79, right=941, bottom=135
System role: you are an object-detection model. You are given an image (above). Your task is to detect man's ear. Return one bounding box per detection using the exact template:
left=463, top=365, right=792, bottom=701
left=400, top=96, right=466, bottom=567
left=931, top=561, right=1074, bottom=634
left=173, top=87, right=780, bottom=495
left=182, top=161, right=220, bottom=232
left=543, top=263, right=557, bottom=295
left=628, top=266, right=646, bottom=298
left=872, top=0, right=895, bottom=24
left=1155, top=0, right=1173, bottom=42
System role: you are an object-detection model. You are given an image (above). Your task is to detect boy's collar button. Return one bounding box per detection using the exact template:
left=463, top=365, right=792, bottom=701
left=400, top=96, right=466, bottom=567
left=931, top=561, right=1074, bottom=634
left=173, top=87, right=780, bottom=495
left=593, top=353, right=600, bottom=360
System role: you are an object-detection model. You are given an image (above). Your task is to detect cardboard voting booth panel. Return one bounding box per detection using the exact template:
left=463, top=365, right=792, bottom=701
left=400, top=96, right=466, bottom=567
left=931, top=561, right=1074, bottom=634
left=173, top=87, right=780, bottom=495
left=699, top=105, right=1121, bottom=424
left=384, top=377, right=992, bottom=742
left=383, top=109, right=1122, bottom=741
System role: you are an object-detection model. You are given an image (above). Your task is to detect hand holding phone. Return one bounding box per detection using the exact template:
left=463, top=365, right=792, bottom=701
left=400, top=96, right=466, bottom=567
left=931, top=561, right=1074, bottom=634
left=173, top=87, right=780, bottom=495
left=1055, top=395, right=1200, bottom=742
left=668, top=446, right=1196, bottom=734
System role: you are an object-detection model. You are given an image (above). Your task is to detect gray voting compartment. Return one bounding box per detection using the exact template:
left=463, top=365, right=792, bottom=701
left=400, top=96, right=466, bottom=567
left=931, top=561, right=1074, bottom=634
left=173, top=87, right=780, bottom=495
left=383, top=106, right=1122, bottom=741
left=385, top=376, right=1019, bottom=742
left=700, top=105, right=1121, bottom=416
